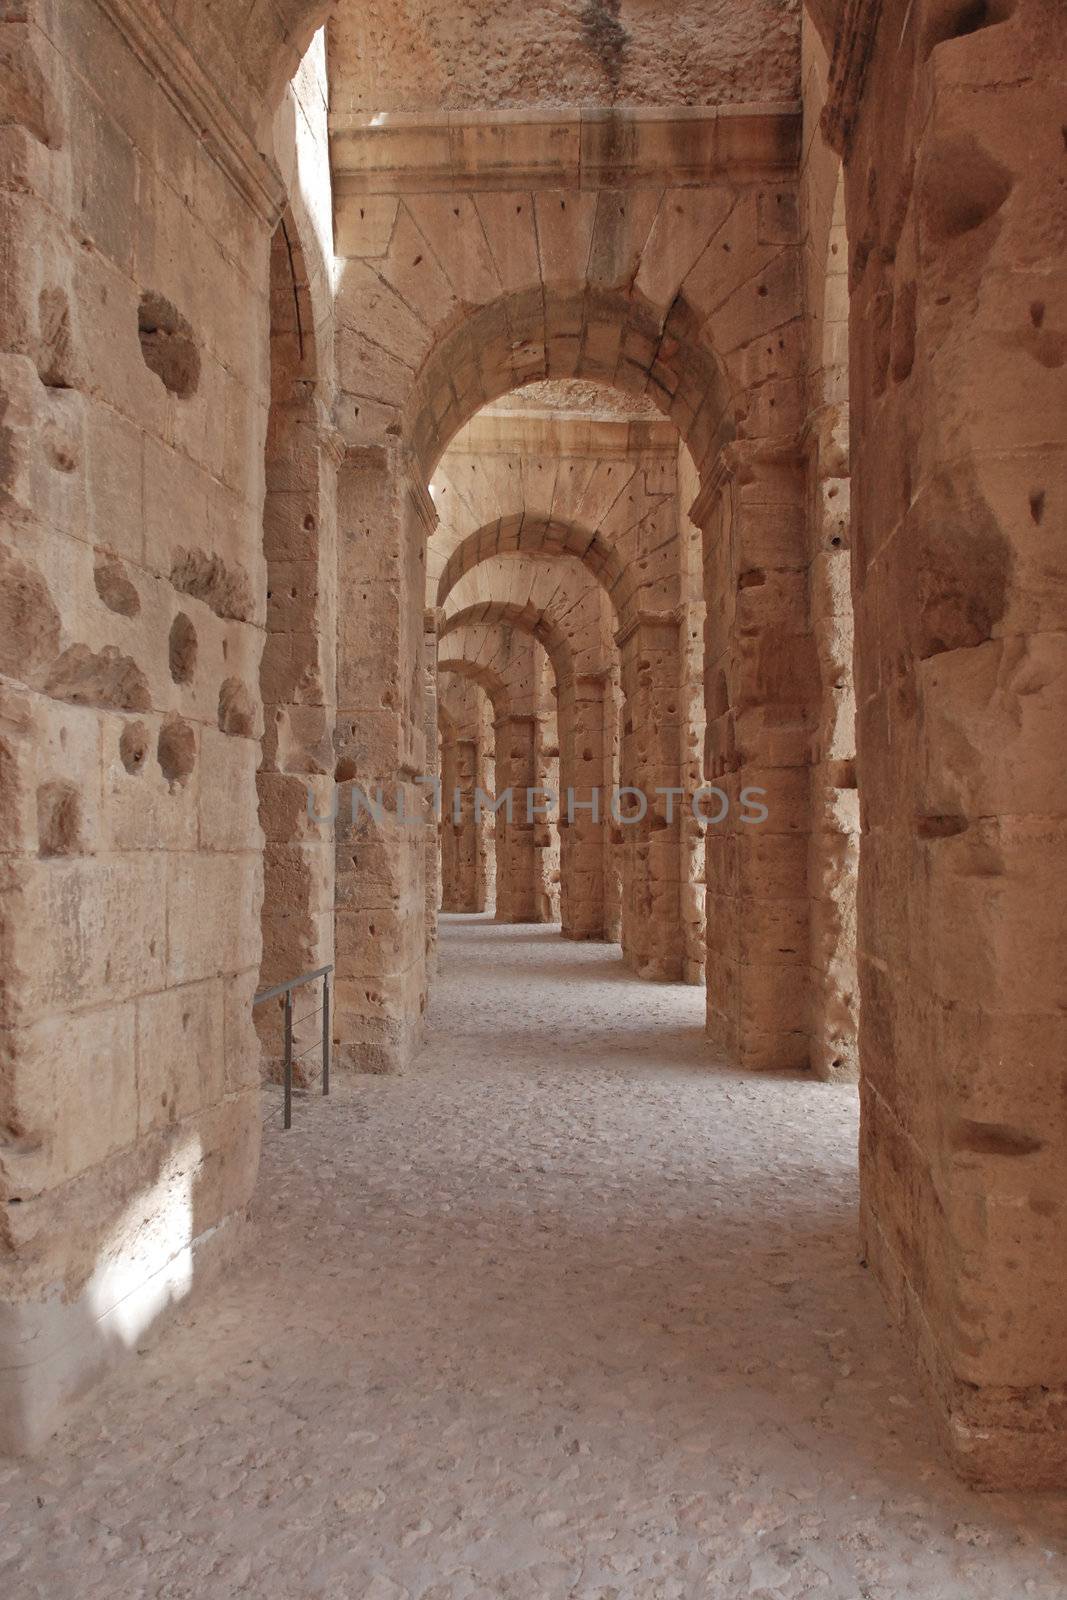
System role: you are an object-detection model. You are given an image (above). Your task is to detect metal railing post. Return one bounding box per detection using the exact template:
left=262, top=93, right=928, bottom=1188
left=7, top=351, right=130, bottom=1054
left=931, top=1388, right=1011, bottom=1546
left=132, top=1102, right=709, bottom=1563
left=253, top=963, right=334, bottom=1130
left=283, top=990, right=293, bottom=1130
left=322, top=971, right=331, bottom=1097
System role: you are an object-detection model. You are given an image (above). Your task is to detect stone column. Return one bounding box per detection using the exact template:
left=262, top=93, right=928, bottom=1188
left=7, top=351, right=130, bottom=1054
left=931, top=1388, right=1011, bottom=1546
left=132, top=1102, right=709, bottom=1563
left=423, top=615, right=441, bottom=973
left=679, top=442, right=709, bottom=985
left=493, top=712, right=548, bottom=924
left=558, top=676, right=608, bottom=940
left=537, top=699, right=562, bottom=924
left=333, top=450, right=430, bottom=1073
left=697, top=443, right=818, bottom=1071
left=826, top=0, right=1067, bottom=1487
left=603, top=669, right=624, bottom=944
left=804, top=402, right=858, bottom=1081
left=440, top=735, right=485, bottom=913
left=616, top=615, right=686, bottom=980
left=256, top=286, right=339, bottom=1084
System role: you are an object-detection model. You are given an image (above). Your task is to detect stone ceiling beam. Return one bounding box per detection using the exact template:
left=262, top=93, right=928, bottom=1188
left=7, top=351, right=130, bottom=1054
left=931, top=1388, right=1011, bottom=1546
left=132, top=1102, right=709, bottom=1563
left=331, top=105, right=802, bottom=205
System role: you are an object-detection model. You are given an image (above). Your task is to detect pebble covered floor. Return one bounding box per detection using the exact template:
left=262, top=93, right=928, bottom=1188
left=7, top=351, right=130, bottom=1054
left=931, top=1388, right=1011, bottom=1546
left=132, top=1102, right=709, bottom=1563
left=2, top=916, right=1066, bottom=1598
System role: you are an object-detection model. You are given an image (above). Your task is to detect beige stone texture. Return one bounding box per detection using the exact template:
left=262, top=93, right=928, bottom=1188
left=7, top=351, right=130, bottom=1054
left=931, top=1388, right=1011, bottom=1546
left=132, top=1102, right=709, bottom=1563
left=0, top=0, right=1062, bottom=1509
left=831, top=0, right=1067, bottom=1489
left=328, top=0, right=800, bottom=116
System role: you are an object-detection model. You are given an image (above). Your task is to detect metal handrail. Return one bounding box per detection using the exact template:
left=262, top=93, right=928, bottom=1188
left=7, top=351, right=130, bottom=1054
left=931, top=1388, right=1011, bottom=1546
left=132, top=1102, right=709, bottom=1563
left=253, top=964, right=333, bottom=1129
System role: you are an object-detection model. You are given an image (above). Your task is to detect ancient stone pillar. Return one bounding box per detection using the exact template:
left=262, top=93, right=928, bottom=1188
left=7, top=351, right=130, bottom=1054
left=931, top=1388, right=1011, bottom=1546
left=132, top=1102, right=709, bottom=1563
left=557, top=676, right=608, bottom=940
left=256, top=225, right=339, bottom=1084
left=698, top=443, right=818, bottom=1071
left=616, top=616, right=686, bottom=980
left=826, top=0, right=1067, bottom=1487
left=333, top=450, right=430, bottom=1073
left=679, top=443, right=709, bottom=985
left=493, top=712, right=550, bottom=924
left=440, top=735, right=486, bottom=913
left=804, top=402, right=858, bottom=1081
left=423, top=615, right=441, bottom=974
left=603, top=670, right=624, bottom=945
left=536, top=697, right=562, bottom=924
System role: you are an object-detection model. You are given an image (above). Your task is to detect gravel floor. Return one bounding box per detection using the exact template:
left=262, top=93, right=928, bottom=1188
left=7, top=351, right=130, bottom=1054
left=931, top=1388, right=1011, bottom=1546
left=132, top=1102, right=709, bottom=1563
left=2, top=915, right=1065, bottom=1598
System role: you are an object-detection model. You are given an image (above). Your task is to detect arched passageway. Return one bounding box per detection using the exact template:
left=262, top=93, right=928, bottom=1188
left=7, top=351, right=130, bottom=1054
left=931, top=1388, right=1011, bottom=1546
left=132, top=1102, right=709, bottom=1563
left=1, top=0, right=1064, bottom=1538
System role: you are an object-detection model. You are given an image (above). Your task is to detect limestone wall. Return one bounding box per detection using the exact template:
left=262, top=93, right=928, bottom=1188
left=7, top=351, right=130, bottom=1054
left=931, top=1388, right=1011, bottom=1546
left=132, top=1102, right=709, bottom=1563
left=327, top=0, right=801, bottom=116
left=0, top=0, right=310, bottom=1449
left=829, top=0, right=1067, bottom=1487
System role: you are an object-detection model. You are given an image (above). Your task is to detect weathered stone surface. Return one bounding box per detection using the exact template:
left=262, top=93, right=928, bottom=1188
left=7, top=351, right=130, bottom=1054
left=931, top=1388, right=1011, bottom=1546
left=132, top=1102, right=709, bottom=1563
left=0, top=0, right=1062, bottom=1508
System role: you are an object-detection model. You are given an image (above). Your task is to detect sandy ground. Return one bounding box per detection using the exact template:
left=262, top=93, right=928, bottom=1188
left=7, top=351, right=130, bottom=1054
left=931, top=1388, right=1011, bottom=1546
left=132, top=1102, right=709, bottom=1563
left=2, top=915, right=1066, bottom=1598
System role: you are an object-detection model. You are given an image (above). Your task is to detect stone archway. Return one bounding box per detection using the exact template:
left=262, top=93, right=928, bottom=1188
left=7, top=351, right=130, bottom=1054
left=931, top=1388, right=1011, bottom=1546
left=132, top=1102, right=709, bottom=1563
left=438, top=620, right=560, bottom=926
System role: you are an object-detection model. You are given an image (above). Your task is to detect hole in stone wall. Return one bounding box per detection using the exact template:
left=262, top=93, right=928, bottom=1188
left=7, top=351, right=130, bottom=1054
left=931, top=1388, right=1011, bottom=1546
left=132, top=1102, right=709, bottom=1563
left=37, top=287, right=75, bottom=389
left=157, top=714, right=196, bottom=789
left=36, top=780, right=82, bottom=856
left=890, top=279, right=918, bottom=383
left=218, top=677, right=255, bottom=737
left=951, top=1118, right=1043, bottom=1157
left=119, top=721, right=150, bottom=774
left=45, top=644, right=150, bottom=711
left=171, top=547, right=254, bottom=622
left=923, top=0, right=1015, bottom=54
left=138, top=292, right=201, bottom=398
left=917, top=812, right=969, bottom=839
left=922, top=136, right=1013, bottom=242
left=94, top=558, right=141, bottom=617
left=1029, top=490, right=1046, bottom=524
left=0, top=545, right=62, bottom=681
left=168, top=613, right=198, bottom=684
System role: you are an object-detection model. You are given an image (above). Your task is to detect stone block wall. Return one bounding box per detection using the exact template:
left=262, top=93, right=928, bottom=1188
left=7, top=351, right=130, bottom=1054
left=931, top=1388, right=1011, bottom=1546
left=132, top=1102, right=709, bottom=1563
left=827, top=0, right=1067, bottom=1488
left=0, top=0, right=291, bottom=1449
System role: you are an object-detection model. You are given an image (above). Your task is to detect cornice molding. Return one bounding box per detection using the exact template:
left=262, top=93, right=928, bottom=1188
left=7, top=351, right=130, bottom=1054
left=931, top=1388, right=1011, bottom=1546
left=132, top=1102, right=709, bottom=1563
left=92, top=0, right=286, bottom=225
left=687, top=436, right=803, bottom=526
left=492, top=712, right=542, bottom=729
left=821, top=0, right=885, bottom=156
left=331, top=103, right=802, bottom=198
left=613, top=605, right=684, bottom=650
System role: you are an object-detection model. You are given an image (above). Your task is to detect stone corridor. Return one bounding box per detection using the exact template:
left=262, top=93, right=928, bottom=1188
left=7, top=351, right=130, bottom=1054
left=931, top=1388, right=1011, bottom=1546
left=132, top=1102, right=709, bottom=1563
left=2, top=917, right=1064, bottom=1600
